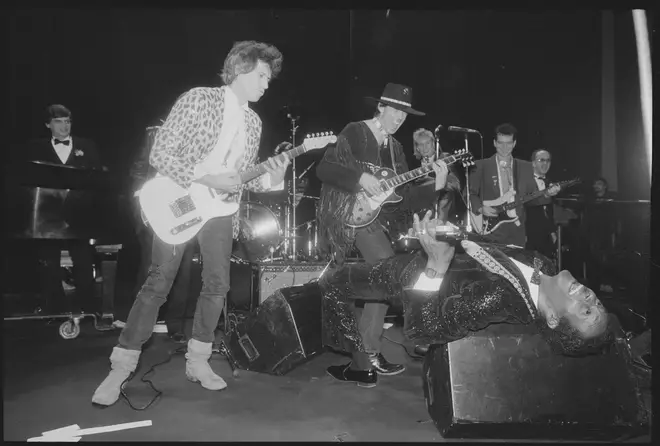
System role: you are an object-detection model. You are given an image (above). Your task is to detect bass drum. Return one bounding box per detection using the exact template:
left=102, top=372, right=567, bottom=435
left=232, top=201, right=283, bottom=263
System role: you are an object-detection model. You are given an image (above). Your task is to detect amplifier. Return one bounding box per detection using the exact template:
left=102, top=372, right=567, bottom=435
left=227, top=261, right=330, bottom=312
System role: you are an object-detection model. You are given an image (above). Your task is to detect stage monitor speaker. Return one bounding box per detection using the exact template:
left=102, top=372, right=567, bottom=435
left=227, top=261, right=329, bottom=312
left=225, top=282, right=325, bottom=376
left=422, top=322, right=650, bottom=440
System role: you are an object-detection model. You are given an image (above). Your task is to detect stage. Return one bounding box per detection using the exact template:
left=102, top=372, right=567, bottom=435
left=2, top=292, right=651, bottom=442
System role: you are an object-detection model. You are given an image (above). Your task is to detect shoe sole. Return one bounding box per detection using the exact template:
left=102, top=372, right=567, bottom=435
left=325, top=369, right=377, bottom=388
left=375, top=367, right=406, bottom=376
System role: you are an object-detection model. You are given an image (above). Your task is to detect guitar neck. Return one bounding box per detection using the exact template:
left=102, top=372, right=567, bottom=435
left=238, top=144, right=306, bottom=184
left=500, top=180, right=577, bottom=211
left=382, top=155, right=460, bottom=189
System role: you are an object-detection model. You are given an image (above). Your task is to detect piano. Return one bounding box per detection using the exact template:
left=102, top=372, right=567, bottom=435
left=3, top=160, right=133, bottom=323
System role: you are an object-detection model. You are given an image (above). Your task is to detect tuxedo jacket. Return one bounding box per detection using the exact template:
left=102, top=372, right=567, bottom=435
left=320, top=240, right=556, bottom=353
left=525, top=176, right=556, bottom=252
left=23, top=136, right=102, bottom=169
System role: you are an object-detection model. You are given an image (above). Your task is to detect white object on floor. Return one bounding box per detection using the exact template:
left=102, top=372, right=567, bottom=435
left=153, top=321, right=168, bottom=333
left=28, top=420, right=152, bottom=442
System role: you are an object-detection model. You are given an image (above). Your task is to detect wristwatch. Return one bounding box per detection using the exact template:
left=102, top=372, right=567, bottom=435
left=425, top=267, right=445, bottom=279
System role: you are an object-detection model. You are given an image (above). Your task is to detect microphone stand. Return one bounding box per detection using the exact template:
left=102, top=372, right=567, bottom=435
left=463, top=133, right=473, bottom=233
left=286, top=113, right=299, bottom=261
left=434, top=132, right=441, bottom=219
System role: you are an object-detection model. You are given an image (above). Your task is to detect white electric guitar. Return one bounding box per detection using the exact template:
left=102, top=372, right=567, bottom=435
left=139, top=132, right=336, bottom=245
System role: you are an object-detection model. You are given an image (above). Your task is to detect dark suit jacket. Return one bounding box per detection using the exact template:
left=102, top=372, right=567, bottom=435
left=468, top=155, right=537, bottom=245
left=320, top=241, right=555, bottom=353
left=22, top=137, right=103, bottom=169
left=525, top=176, right=556, bottom=257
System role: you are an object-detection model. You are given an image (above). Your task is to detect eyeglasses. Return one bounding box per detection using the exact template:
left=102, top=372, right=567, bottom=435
left=535, top=158, right=551, bottom=162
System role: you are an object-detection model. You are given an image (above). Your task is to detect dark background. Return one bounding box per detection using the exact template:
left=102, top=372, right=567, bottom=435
left=7, top=8, right=652, bottom=200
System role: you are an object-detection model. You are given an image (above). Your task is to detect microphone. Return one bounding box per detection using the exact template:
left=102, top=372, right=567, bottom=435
left=434, top=125, right=444, bottom=135
left=448, top=126, right=481, bottom=134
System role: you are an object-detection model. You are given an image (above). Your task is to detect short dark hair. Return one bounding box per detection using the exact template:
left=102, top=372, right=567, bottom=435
left=494, top=123, right=518, bottom=141
left=45, top=104, right=71, bottom=123
left=220, top=40, right=283, bottom=85
left=534, top=312, right=616, bottom=357
left=593, top=176, right=609, bottom=188
left=531, top=149, right=551, bottom=161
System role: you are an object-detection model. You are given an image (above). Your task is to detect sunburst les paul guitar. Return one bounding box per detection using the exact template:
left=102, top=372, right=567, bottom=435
left=345, top=149, right=474, bottom=228
left=470, top=178, right=581, bottom=235
left=139, top=132, right=336, bottom=245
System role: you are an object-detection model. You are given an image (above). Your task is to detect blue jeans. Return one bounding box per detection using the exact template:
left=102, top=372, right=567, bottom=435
left=353, top=228, right=395, bottom=354
left=118, top=216, right=233, bottom=351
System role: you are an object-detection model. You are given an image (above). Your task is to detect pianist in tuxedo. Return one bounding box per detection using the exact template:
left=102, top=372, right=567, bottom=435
left=525, top=149, right=557, bottom=260
left=320, top=211, right=614, bottom=388
left=23, top=104, right=105, bottom=314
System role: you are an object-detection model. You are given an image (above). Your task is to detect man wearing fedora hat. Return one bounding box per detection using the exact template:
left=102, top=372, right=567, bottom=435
left=316, top=82, right=449, bottom=387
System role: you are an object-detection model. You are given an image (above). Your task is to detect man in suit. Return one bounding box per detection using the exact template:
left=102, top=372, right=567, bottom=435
left=320, top=211, right=614, bottom=388
left=23, top=104, right=105, bottom=315
left=468, top=123, right=556, bottom=247
left=525, top=149, right=557, bottom=260
left=93, top=40, right=289, bottom=406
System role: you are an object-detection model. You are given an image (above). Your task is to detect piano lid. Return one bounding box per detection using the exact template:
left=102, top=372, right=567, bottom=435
left=4, top=160, right=123, bottom=191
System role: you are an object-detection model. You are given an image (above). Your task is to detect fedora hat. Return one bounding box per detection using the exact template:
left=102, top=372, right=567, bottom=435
left=365, top=83, right=425, bottom=116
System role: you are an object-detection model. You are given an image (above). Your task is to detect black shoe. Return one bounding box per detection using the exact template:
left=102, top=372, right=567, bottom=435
left=369, top=353, right=405, bottom=376
left=413, top=344, right=430, bottom=356
left=326, top=363, right=377, bottom=388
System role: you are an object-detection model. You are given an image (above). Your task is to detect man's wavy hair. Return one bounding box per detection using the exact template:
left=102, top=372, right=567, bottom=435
left=220, top=40, right=283, bottom=85
left=534, top=311, right=617, bottom=357
left=45, top=104, right=71, bottom=123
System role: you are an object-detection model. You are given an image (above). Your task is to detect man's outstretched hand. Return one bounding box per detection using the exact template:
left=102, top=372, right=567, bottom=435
left=408, top=210, right=455, bottom=277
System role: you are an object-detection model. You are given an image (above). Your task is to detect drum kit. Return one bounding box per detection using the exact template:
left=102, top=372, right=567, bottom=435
left=231, top=191, right=324, bottom=264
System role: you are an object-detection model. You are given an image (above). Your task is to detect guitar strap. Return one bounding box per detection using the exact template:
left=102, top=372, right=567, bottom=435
left=388, top=138, right=398, bottom=175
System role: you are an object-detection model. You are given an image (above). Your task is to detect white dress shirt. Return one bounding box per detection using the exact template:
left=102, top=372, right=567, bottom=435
left=52, top=137, right=73, bottom=164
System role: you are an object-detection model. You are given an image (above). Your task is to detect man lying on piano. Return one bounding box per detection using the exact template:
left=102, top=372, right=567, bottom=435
left=320, top=211, right=615, bottom=388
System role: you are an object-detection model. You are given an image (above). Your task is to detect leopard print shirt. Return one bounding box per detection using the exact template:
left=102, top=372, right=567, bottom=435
left=149, top=86, right=268, bottom=238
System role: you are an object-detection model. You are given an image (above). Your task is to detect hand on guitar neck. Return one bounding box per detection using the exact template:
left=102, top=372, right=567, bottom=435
left=195, top=172, right=241, bottom=193
left=194, top=156, right=290, bottom=193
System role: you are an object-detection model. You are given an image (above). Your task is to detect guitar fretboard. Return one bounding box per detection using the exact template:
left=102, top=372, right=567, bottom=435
left=500, top=179, right=580, bottom=211
left=238, top=144, right=307, bottom=184
left=381, top=155, right=460, bottom=190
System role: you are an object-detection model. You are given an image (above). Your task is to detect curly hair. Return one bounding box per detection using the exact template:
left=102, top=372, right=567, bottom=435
left=534, top=312, right=616, bottom=357
left=220, top=40, right=283, bottom=85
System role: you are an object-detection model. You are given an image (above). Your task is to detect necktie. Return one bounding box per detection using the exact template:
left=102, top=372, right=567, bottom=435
left=54, top=139, right=70, bottom=146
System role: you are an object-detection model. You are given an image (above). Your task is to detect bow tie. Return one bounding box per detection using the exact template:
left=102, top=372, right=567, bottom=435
left=54, top=139, right=70, bottom=146
left=535, top=175, right=546, bottom=181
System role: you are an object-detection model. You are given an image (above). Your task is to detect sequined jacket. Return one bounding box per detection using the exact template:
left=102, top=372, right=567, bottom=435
left=320, top=241, right=556, bottom=353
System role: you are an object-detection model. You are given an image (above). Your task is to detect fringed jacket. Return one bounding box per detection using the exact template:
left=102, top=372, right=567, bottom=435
left=315, top=121, right=436, bottom=260
left=319, top=240, right=556, bottom=353
left=148, top=86, right=272, bottom=238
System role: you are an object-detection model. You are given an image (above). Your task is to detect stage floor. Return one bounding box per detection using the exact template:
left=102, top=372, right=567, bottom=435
left=3, top=314, right=651, bottom=443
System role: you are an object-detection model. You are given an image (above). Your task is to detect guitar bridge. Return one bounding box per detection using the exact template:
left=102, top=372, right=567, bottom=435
left=171, top=217, right=203, bottom=235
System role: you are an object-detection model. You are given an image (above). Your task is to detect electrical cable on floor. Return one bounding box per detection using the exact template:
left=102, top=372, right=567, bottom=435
left=382, top=333, right=424, bottom=360
left=119, top=345, right=187, bottom=411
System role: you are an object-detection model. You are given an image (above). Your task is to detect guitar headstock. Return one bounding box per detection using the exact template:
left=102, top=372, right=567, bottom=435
left=303, top=132, right=337, bottom=151
left=451, top=148, right=475, bottom=167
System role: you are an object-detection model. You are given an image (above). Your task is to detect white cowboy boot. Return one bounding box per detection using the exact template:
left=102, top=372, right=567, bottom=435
left=185, top=338, right=227, bottom=391
left=92, top=347, right=140, bottom=406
